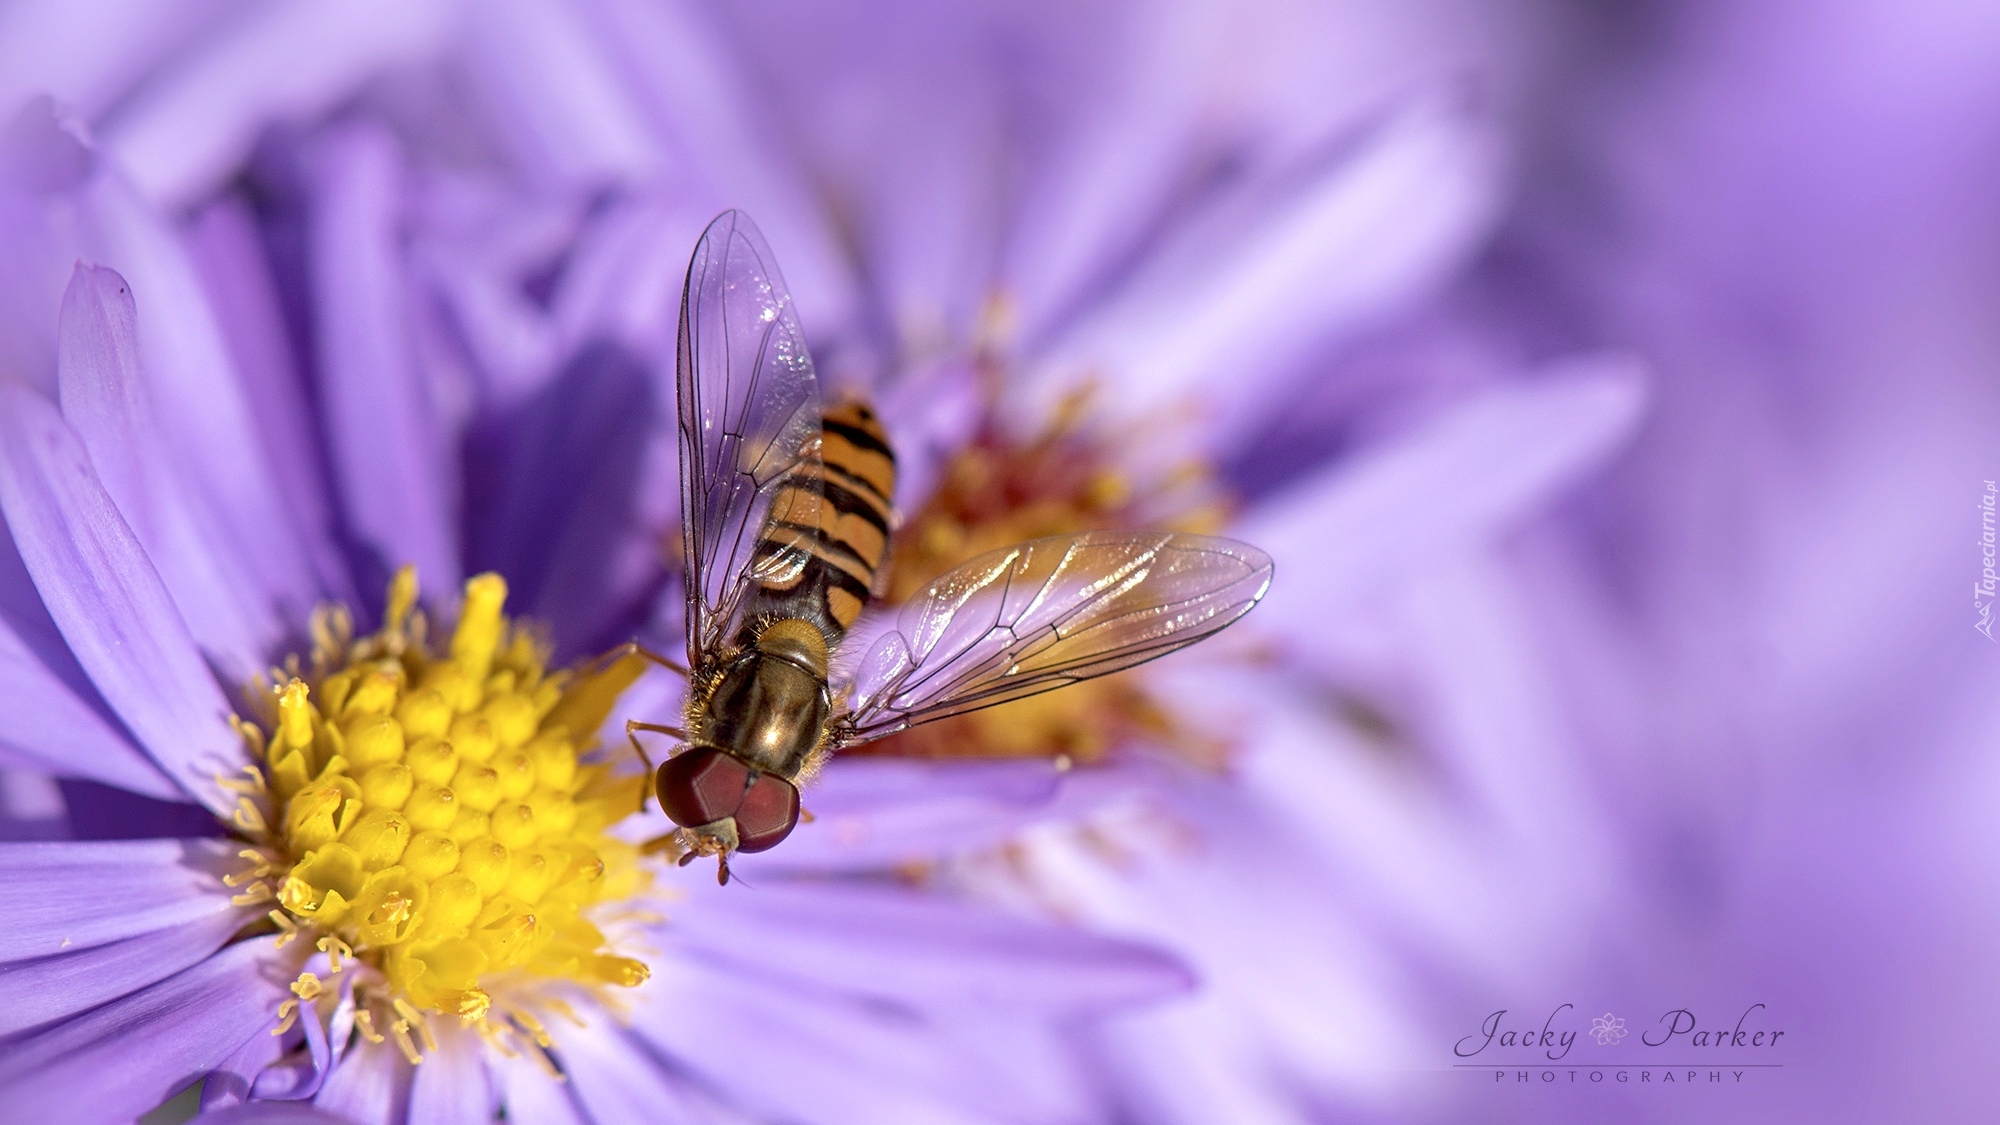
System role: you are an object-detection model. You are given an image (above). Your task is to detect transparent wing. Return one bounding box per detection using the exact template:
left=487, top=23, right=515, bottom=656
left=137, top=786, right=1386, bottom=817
left=678, top=210, right=822, bottom=662
left=834, top=531, right=1273, bottom=743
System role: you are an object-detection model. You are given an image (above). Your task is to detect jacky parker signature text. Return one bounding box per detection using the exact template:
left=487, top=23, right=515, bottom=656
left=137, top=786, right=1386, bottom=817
left=1455, top=1004, right=1786, bottom=1062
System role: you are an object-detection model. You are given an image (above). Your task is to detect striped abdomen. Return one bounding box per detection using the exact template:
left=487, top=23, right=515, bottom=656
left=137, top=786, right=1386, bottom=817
left=743, top=400, right=897, bottom=646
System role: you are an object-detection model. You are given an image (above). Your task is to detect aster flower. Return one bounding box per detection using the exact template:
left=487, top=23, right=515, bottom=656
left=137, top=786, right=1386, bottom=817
left=0, top=99, right=1193, bottom=1125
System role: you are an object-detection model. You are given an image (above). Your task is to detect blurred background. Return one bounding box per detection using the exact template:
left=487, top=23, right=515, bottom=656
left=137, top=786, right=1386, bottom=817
left=1, top=0, right=1996, bottom=1121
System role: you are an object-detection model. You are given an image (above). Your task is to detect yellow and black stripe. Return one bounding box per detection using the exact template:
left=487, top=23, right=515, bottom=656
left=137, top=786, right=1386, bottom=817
left=743, top=400, right=897, bottom=645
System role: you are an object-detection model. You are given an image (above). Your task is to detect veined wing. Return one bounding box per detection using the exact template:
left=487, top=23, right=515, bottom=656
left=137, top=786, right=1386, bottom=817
left=678, top=210, right=822, bottom=662
left=834, top=531, right=1273, bottom=743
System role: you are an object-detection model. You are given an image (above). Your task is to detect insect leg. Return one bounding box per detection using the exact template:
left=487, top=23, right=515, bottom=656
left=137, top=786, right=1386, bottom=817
left=620, top=641, right=690, bottom=678
left=625, top=719, right=687, bottom=813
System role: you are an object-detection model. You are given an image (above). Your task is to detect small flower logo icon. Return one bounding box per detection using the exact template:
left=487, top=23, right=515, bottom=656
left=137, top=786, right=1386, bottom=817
left=1590, top=1014, right=1628, bottom=1045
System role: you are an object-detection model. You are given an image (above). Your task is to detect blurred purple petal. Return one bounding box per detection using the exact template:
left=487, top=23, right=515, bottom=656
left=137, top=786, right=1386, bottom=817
left=551, top=1016, right=710, bottom=1125
left=309, top=124, right=459, bottom=594
left=465, top=339, right=661, bottom=658
left=749, top=758, right=1064, bottom=872
left=98, top=0, right=459, bottom=208
left=1238, top=357, right=1646, bottom=646
left=193, top=1104, right=360, bottom=1125
left=1027, top=95, right=1507, bottom=458
left=663, top=880, right=1193, bottom=1015
left=490, top=1050, right=589, bottom=1125
left=0, top=386, right=242, bottom=812
left=406, top=1019, right=495, bottom=1125
left=186, top=197, right=355, bottom=608
left=0, top=936, right=283, bottom=1121
left=458, top=0, right=663, bottom=188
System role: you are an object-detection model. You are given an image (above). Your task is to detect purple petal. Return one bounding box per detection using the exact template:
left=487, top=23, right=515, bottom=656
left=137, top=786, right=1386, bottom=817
left=406, top=1019, right=494, bottom=1125
left=627, top=956, right=1041, bottom=1125
left=0, top=838, right=240, bottom=959
left=0, top=936, right=284, bottom=1121
left=199, top=1014, right=293, bottom=1111
left=1236, top=357, right=1647, bottom=641
left=491, top=1050, right=588, bottom=1125
left=0, top=565, right=179, bottom=799
left=574, top=0, right=858, bottom=332
left=466, top=340, right=660, bottom=659
left=552, top=1013, right=737, bottom=1125
left=0, top=385, right=243, bottom=813
left=193, top=1105, right=359, bottom=1125
left=744, top=758, right=1064, bottom=873
left=186, top=198, right=355, bottom=609
left=56, top=262, right=279, bottom=679
left=97, top=0, right=459, bottom=208
left=661, top=879, right=1193, bottom=1015
left=0, top=901, right=247, bottom=1035
left=68, top=151, right=330, bottom=634
left=309, top=124, right=458, bottom=591
left=312, top=1037, right=413, bottom=1125
left=0, top=769, right=66, bottom=841
left=1026, top=96, right=1506, bottom=459
left=458, top=0, right=662, bottom=187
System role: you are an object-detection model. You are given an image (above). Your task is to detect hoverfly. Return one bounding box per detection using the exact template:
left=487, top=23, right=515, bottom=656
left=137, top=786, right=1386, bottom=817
left=627, top=210, right=1273, bottom=882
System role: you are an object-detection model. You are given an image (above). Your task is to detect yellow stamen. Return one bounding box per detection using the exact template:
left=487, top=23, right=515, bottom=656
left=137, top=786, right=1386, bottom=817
left=229, top=570, right=653, bottom=1046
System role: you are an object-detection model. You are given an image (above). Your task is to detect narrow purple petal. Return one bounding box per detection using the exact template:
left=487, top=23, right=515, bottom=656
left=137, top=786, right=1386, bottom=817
left=57, top=262, right=278, bottom=679
left=627, top=957, right=1014, bottom=1125
left=199, top=1013, right=293, bottom=1111
left=467, top=340, right=659, bottom=659
left=579, top=0, right=858, bottom=332
left=309, top=124, right=458, bottom=590
left=1236, top=357, right=1647, bottom=639
left=458, top=0, right=663, bottom=187
left=0, top=903, right=248, bottom=1035
left=0, top=587, right=180, bottom=799
left=98, top=0, right=459, bottom=208
left=406, top=1019, right=494, bottom=1125
left=491, top=1050, right=588, bottom=1125
left=551, top=1014, right=717, bottom=1125
left=1027, top=96, right=1505, bottom=459
left=187, top=198, right=355, bottom=608
left=748, top=758, right=1063, bottom=873
left=312, top=1037, right=413, bottom=1125
left=0, top=385, right=244, bottom=813
left=663, top=880, right=1193, bottom=1015
left=0, top=838, right=240, bottom=959
left=0, top=936, right=284, bottom=1121
left=69, top=154, right=329, bottom=630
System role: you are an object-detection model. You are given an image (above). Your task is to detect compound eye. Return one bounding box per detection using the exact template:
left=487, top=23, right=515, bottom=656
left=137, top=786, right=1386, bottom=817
left=732, top=773, right=800, bottom=853
left=655, top=748, right=751, bottom=828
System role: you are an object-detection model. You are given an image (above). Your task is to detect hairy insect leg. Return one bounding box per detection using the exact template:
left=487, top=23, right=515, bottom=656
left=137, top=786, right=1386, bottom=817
left=625, top=719, right=687, bottom=814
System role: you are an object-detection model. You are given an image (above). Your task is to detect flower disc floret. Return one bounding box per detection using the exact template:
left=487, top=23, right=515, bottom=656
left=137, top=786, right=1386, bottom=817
left=230, top=568, right=652, bottom=1049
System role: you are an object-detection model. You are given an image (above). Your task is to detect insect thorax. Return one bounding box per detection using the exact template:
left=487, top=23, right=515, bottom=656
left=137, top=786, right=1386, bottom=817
left=689, top=622, right=832, bottom=780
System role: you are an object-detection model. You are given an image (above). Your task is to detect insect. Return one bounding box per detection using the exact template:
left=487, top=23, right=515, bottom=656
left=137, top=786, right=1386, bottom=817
left=627, top=210, right=1274, bottom=882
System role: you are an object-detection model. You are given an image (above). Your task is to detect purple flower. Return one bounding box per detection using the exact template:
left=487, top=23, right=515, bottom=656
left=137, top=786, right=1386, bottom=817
left=0, top=93, right=1192, bottom=1125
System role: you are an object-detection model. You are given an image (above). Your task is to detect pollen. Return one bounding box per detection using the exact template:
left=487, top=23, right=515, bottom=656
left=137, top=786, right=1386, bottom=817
left=873, top=386, right=1227, bottom=766
left=232, top=567, right=653, bottom=1053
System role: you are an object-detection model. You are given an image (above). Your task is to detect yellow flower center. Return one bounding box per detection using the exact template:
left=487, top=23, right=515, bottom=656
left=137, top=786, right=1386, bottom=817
left=223, top=567, right=653, bottom=1060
